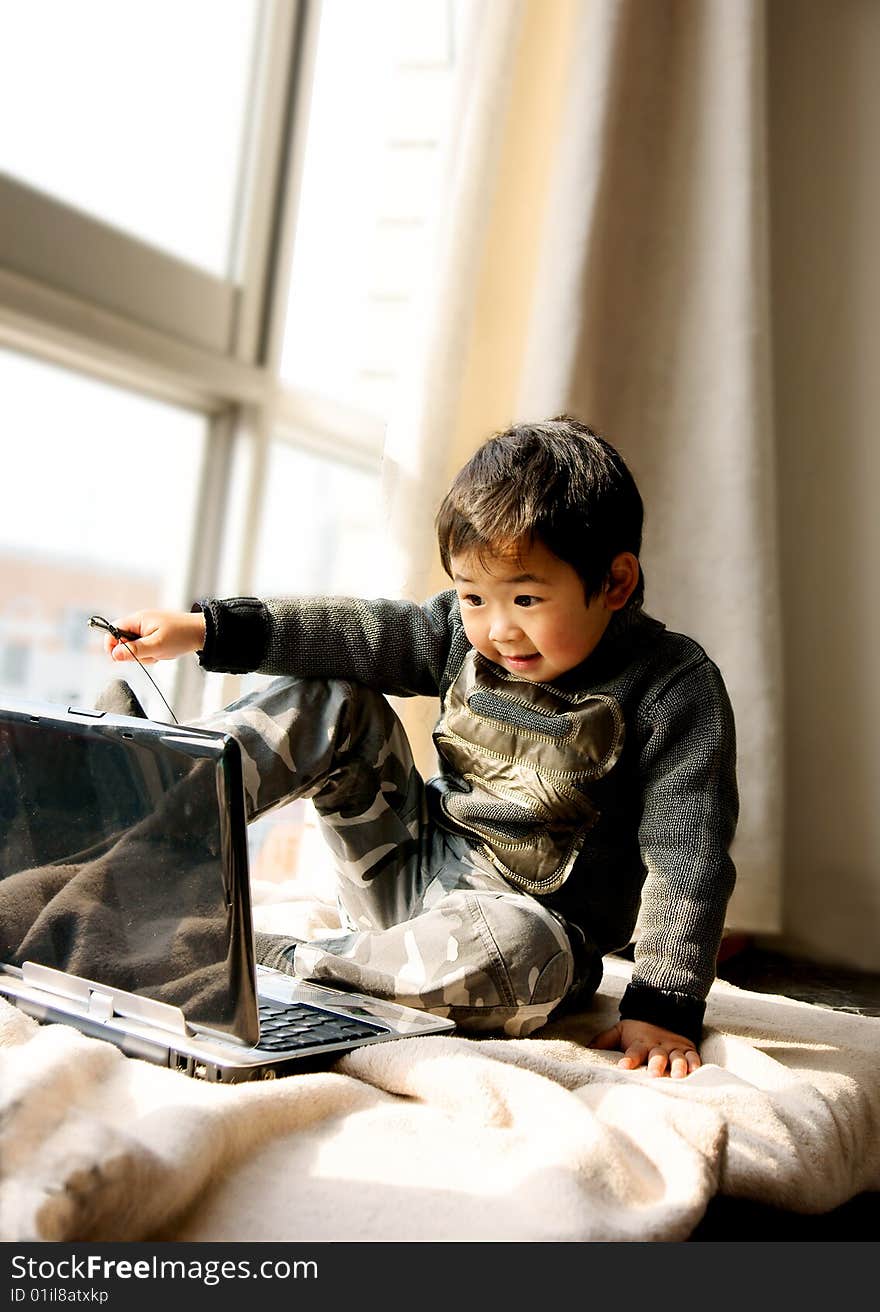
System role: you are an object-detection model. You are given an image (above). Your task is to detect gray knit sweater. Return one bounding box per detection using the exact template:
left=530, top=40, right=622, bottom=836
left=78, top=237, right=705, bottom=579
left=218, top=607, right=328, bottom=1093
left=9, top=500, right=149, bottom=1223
left=196, top=591, right=738, bottom=1042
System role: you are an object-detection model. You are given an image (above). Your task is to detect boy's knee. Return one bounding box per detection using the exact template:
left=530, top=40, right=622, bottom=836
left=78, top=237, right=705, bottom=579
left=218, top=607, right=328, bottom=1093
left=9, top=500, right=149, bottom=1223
left=208, top=673, right=395, bottom=766
left=436, top=890, right=577, bottom=1036
left=375, top=892, right=574, bottom=1033
left=291, top=888, right=579, bottom=1037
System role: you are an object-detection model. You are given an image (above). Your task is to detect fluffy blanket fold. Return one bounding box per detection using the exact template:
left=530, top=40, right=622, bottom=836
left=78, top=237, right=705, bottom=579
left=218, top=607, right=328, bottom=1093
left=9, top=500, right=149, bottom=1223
left=1, top=880, right=878, bottom=1243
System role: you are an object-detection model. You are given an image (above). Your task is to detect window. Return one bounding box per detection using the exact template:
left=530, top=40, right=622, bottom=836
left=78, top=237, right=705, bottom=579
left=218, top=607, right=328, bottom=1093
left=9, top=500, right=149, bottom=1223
left=0, top=0, right=473, bottom=885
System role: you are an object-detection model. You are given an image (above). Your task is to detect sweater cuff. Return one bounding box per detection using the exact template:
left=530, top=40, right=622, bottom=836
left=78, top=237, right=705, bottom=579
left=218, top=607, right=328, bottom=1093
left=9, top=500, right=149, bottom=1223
left=192, top=598, right=268, bottom=674
left=618, top=981, right=706, bottom=1045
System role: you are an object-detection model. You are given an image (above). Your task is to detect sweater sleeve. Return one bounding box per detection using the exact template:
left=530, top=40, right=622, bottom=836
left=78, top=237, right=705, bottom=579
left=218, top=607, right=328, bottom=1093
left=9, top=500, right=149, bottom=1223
left=195, top=590, right=462, bottom=698
left=618, top=657, right=739, bottom=1044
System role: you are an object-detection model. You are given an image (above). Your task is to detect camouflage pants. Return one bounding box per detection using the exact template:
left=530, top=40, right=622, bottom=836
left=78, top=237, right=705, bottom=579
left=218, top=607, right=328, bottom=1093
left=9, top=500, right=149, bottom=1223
left=199, top=677, right=591, bottom=1036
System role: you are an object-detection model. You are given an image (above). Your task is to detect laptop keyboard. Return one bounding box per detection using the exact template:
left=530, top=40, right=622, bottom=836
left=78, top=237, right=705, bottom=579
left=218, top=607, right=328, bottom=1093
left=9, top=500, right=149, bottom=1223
left=255, top=999, right=385, bottom=1051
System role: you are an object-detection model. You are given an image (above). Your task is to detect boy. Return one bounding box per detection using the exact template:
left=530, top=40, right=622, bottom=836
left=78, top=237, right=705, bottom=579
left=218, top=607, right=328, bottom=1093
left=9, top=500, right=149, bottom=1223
left=103, top=417, right=738, bottom=1079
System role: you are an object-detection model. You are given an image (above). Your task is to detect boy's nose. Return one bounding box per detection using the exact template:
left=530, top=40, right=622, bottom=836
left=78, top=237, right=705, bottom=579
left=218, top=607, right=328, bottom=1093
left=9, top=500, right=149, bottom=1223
left=488, top=615, right=525, bottom=643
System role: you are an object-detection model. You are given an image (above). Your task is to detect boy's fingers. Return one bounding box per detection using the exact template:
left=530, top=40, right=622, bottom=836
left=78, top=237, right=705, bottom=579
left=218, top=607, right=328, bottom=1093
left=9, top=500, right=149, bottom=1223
left=619, top=1041, right=651, bottom=1070
left=669, top=1050, right=689, bottom=1079
left=651, top=1046, right=701, bottom=1079
left=646, top=1046, right=670, bottom=1076
left=114, top=643, right=158, bottom=665
left=110, top=615, right=146, bottom=638
left=587, top=1027, right=702, bottom=1077
left=108, top=616, right=166, bottom=664
left=111, top=637, right=155, bottom=664
left=590, top=1033, right=701, bottom=1078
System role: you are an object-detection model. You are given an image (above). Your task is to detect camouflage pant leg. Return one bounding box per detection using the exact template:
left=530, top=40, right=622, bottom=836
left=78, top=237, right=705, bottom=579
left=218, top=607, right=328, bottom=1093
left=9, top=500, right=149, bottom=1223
left=293, top=875, right=577, bottom=1037
left=197, top=675, right=432, bottom=928
left=200, top=677, right=578, bottom=1035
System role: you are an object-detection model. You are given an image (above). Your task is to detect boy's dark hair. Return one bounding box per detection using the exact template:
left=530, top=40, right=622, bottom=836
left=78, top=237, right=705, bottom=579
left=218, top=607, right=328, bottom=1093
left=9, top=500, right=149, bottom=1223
left=436, top=416, right=644, bottom=608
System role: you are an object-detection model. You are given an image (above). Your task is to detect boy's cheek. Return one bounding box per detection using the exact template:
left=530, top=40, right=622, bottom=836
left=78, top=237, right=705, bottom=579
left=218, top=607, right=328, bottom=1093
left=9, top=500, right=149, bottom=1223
left=466, top=633, right=497, bottom=665
left=460, top=616, right=483, bottom=650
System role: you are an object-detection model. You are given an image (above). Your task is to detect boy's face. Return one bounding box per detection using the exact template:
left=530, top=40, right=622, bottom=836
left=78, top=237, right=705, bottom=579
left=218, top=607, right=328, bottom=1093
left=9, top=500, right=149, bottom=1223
left=450, top=538, right=617, bottom=683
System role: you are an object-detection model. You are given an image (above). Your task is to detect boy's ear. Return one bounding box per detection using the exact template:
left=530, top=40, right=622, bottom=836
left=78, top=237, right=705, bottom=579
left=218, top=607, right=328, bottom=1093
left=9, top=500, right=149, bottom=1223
left=603, top=553, right=640, bottom=610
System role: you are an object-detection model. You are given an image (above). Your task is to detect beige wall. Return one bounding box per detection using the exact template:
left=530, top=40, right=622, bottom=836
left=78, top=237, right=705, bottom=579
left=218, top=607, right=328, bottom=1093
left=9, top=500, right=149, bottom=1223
left=767, top=0, right=880, bottom=969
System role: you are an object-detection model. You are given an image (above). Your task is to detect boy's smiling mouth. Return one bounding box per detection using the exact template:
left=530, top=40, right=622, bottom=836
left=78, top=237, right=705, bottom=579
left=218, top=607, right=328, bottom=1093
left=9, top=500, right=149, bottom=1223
left=498, top=651, right=540, bottom=670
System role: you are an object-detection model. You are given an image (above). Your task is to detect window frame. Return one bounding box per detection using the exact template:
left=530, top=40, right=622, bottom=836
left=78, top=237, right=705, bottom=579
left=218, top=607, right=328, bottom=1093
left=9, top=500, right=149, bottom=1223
left=0, top=0, right=388, bottom=720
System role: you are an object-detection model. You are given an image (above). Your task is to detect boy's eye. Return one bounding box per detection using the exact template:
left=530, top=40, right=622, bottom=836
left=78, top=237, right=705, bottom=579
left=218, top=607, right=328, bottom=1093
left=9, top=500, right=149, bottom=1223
left=514, top=595, right=541, bottom=608
left=461, top=594, right=483, bottom=607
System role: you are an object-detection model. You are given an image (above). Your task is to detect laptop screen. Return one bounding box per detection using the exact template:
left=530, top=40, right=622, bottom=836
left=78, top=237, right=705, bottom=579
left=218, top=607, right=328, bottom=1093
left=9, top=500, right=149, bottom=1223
left=0, top=704, right=257, bottom=1041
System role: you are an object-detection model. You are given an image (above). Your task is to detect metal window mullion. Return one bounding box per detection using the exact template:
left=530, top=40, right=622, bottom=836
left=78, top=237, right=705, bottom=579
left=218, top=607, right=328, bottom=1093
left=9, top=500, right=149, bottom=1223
left=216, top=0, right=325, bottom=617
left=170, top=406, right=243, bottom=720
left=196, top=397, right=276, bottom=716
left=229, top=0, right=310, bottom=368
left=256, top=0, right=323, bottom=376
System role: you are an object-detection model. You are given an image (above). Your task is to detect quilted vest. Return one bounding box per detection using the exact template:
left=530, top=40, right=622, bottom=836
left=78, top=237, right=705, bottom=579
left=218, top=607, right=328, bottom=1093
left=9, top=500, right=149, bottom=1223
left=432, top=650, right=625, bottom=894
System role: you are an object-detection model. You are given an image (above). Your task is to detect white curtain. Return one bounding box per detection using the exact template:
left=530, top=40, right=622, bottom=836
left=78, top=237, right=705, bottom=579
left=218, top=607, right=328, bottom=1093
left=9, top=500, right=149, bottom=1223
left=383, top=0, right=782, bottom=934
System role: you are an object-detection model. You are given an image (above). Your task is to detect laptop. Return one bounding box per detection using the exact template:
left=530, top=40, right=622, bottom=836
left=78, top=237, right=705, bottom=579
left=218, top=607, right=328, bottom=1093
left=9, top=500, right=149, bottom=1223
left=0, top=696, right=454, bottom=1082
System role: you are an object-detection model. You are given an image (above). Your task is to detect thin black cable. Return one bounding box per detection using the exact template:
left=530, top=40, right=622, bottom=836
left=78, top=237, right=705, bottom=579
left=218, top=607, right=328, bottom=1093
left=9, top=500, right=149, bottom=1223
left=87, top=616, right=179, bottom=725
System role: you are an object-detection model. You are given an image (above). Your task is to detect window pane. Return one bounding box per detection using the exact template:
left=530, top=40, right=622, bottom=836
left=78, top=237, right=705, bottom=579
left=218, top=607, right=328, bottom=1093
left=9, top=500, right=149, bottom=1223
left=280, top=0, right=462, bottom=420
left=245, top=437, right=386, bottom=888
left=0, top=350, right=207, bottom=719
left=251, top=440, right=385, bottom=597
left=0, top=0, right=261, bottom=277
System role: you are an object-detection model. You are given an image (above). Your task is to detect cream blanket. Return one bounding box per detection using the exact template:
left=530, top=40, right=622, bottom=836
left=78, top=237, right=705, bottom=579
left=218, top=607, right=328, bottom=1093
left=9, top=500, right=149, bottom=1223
left=1, top=877, right=878, bottom=1243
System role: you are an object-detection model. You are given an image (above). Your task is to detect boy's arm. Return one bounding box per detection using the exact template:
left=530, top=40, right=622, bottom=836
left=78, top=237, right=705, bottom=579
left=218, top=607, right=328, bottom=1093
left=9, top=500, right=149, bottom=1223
left=617, top=657, right=739, bottom=1050
left=194, top=591, right=464, bottom=697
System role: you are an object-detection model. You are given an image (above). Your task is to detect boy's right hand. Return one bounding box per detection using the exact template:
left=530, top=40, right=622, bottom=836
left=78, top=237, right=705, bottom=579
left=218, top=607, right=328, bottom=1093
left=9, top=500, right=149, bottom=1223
left=103, top=610, right=207, bottom=665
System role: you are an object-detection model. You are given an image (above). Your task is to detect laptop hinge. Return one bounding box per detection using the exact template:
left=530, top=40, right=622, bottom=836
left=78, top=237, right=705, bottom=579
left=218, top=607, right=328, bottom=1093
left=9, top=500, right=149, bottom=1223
left=21, top=961, right=191, bottom=1038
left=87, top=988, right=114, bottom=1022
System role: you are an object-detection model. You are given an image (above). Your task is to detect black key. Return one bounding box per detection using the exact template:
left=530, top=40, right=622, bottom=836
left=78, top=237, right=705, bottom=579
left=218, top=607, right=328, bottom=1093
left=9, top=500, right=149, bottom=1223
left=255, top=997, right=384, bottom=1052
